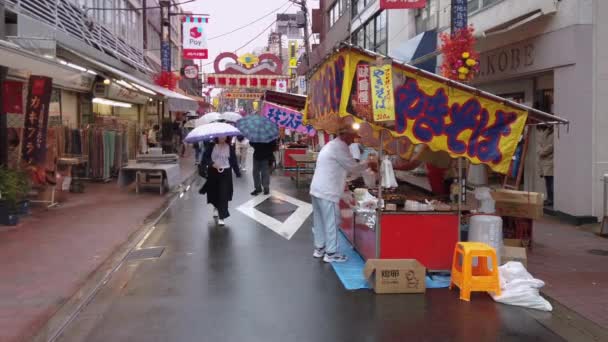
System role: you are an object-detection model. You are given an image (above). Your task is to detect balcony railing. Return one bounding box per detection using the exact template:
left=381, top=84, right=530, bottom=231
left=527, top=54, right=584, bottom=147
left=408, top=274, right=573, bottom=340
left=4, top=0, right=151, bottom=73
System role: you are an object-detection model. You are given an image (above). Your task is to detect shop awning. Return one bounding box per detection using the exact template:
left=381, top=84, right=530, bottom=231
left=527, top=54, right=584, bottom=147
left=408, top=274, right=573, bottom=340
left=263, top=90, right=307, bottom=110
left=0, top=40, right=94, bottom=92
left=471, top=0, right=557, bottom=38
left=67, top=49, right=198, bottom=112
left=391, top=30, right=437, bottom=73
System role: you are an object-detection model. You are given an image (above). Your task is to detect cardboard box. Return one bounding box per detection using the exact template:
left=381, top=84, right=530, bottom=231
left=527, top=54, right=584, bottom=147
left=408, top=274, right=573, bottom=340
left=363, top=259, right=426, bottom=294
left=503, top=238, right=524, bottom=247
left=491, top=189, right=543, bottom=220
left=502, top=246, right=527, bottom=267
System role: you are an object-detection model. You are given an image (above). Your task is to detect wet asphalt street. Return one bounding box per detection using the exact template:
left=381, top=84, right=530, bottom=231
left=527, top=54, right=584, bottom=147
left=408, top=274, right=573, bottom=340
left=54, top=167, right=574, bottom=342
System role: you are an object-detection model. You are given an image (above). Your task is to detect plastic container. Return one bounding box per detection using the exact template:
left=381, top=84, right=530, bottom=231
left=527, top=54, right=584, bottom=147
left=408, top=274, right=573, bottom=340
left=469, top=214, right=503, bottom=266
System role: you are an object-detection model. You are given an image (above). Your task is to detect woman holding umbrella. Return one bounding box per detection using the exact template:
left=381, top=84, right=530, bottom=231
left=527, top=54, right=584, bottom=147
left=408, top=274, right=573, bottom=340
left=185, top=122, right=242, bottom=226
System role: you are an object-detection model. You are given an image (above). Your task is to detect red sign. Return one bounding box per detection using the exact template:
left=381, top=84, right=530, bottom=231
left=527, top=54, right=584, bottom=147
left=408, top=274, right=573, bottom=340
left=356, top=64, right=371, bottom=105
left=182, top=65, right=199, bottom=79
left=380, top=0, right=427, bottom=9
left=2, top=81, right=24, bottom=114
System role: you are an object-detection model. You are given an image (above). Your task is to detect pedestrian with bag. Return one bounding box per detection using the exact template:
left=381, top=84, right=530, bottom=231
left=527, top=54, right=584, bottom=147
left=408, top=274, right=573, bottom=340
left=310, top=124, right=374, bottom=263
left=235, top=135, right=250, bottom=172
left=199, top=136, right=241, bottom=226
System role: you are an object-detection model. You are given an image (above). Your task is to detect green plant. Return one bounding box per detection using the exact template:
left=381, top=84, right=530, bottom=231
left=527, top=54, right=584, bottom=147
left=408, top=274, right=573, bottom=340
left=0, top=167, right=30, bottom=209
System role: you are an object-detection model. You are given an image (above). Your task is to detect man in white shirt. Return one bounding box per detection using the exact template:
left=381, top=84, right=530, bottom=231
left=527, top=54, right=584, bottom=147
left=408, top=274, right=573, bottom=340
left=310, top=124, right=372, bottom=263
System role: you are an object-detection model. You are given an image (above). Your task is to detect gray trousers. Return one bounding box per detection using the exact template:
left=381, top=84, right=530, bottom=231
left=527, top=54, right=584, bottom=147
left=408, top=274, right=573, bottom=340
left=253, top=159, right=270, bottom=192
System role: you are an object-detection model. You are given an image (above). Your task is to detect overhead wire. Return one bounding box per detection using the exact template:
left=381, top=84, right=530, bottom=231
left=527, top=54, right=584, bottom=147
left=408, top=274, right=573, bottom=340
left=208, top=0, right=292, bottom=40
left=199, top=2, right=295, bottom=70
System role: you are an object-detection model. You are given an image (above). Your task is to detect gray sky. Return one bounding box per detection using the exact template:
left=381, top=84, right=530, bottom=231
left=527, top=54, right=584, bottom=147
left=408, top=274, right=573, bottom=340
left=183, top=0, right=315, bottom=73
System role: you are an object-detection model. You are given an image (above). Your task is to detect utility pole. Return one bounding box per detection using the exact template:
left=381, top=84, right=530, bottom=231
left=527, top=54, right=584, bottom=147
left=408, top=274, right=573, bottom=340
left=0, top=2, right=8, bottom=167
left=294, top=0, right=312, bottom=68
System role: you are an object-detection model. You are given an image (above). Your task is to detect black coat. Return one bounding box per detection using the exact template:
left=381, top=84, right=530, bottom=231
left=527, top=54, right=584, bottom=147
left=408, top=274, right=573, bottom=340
left=200, top=143, right=241, bottom=177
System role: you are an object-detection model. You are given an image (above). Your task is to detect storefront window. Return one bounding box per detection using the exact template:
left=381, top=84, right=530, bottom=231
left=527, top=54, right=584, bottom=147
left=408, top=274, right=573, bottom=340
left=415, top=0, right=438, bottom=34
left=352, top=0, right=368, bottom=18
left=468, top=0, right=503, bottom=14
left=351, top=10, right=387, bottom=54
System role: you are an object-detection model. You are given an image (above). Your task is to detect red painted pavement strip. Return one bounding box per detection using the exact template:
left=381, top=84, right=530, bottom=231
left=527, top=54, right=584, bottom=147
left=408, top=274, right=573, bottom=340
left=528, top=218, right=608, bottom=328
left=0, top=157, right=195, bottom=342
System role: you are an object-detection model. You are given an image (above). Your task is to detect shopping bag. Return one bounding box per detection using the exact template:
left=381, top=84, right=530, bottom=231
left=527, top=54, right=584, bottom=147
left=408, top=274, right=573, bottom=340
left=198, top=163, right=208, bottom=178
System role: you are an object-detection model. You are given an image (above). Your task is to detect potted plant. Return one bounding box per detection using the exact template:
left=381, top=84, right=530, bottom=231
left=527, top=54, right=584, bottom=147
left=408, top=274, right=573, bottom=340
left=0, top=167, right=31, bottom=225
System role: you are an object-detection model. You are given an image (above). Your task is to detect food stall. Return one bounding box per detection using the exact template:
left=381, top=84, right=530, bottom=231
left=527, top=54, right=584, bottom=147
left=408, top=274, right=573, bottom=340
left=306, top=44, right=568, bottom=271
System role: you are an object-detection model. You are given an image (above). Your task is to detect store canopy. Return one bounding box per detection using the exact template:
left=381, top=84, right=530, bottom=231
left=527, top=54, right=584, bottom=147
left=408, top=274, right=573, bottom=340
left=263, top=90, right=307, bottom=110
left=69, top=49, right=198, bottom=112
left=305, top=44, right=569, bottom=174
left=0, top=40, right=94, bottom=92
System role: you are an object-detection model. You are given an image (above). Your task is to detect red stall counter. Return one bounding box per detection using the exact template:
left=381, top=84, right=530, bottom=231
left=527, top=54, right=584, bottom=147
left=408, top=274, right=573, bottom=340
left=342, top=210, right=459, bottom=271
left=283, top=148, right=307, bottom=169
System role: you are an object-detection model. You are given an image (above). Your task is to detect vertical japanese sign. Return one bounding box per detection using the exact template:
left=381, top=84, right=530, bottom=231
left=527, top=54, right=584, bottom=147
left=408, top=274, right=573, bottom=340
left=370, top=65, right=395, bottom=122
left=161, top=41, right=171, bottom=72
left=356, top=64, right=371, bottom=105
left=182, top=17, right=209, bottom=60
left=451, top=0, right=468, bottom=33
left=380, top=0, right=427, bottom=9
left=21, top=76, right=52, bottom=166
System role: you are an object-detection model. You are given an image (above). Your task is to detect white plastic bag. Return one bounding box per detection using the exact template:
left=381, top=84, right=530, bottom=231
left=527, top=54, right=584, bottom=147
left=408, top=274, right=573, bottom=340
left=380, top=156, right=398, bottom=189
left=362, top=169, right=377, bottom=188
left=491, top=262, right=553, bottom=312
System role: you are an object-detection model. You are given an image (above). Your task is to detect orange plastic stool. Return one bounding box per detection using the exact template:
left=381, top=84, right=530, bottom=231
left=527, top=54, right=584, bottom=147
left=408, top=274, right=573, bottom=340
left=449, top=242, right=501, bottom=301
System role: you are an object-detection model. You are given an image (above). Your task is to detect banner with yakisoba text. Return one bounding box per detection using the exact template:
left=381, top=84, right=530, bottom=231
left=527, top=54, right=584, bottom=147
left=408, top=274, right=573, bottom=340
left=306, top=49, right=528, bottom=174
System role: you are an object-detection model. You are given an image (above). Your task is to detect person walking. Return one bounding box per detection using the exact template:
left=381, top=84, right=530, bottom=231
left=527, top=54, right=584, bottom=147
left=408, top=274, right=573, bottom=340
left=147, top=124, right=159, bottom=148
left=538, top=126, right=554, bottom=207
left=235, top=135, right=250, bottom=172
left=310, top=125, right=372, bottom=263
left=199, top=136, right=241, bottom=226
left=250, top=140, right=277, bottom=196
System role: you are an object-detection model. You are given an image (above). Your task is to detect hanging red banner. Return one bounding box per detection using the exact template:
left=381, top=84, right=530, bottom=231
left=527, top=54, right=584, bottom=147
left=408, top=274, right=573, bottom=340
left=21, top=76, right=52, bottom=166
left=380, top=0, right=427, bottom=9
left=2, top=80, right=24, bottom=114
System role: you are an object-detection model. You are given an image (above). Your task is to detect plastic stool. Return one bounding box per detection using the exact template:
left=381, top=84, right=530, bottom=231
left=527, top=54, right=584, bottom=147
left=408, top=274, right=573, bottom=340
left=449, top=242, right=501, bottom=301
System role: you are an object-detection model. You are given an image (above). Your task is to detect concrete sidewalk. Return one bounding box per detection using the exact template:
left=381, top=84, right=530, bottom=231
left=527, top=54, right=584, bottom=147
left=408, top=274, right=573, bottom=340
left=528, top=218, right=608, bottom=328
left=0, top=157, right=196, bottom=342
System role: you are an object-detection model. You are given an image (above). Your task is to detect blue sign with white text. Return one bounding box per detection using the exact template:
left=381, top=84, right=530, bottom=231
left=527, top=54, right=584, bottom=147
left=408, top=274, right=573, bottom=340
left=451, top=0, right=468, bottom=32
left=161, top=41, right=171, bottom=72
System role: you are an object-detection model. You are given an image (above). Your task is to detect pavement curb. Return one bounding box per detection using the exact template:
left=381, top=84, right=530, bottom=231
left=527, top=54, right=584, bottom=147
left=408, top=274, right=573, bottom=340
left=530, top=291, right=608, bottom=341
left=31, top=172, right=198, bottom=342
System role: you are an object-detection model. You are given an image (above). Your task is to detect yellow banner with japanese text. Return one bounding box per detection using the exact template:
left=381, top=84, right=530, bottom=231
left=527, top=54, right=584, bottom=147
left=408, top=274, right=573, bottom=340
left=370, top=65, right=396, bottom=122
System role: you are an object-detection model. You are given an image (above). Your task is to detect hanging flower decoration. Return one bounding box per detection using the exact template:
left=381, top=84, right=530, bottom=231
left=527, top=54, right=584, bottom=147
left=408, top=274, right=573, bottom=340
left=153, top=71, right=181, bottom=90
left=439, top=26, right=480, bottom=82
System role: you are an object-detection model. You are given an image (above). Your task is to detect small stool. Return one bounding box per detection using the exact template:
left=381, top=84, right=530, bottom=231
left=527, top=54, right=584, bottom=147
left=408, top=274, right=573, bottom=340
left=449, top=242, right=501, bottom=301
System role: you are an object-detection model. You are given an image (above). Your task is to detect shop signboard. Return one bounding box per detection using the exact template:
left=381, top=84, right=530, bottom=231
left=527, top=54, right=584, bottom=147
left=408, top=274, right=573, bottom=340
left=2, top=81, right=24, bottom=114
left=182, top=17, right=209, bottom=60
left=276, top=79, right=288, bottom=93
left=22, top=76, right=52, bottom=166
left=356, top=64, right=371, bottom=106
left=370, top=64, right=395, bottom=122
left=306, top=49, right=529, bottom=174
left=182, top=65, right=199, bottom=79
left=380, top=0, right=427, bottom=10
left=262, top=102, right=316, bottom=136
left=94, top=83, right=148, bottom=105
left=224, top=92, right=263, bottom=100
left=161, top=41, right=171, bottom=72
left=451, top=0, right=468, bottom=32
